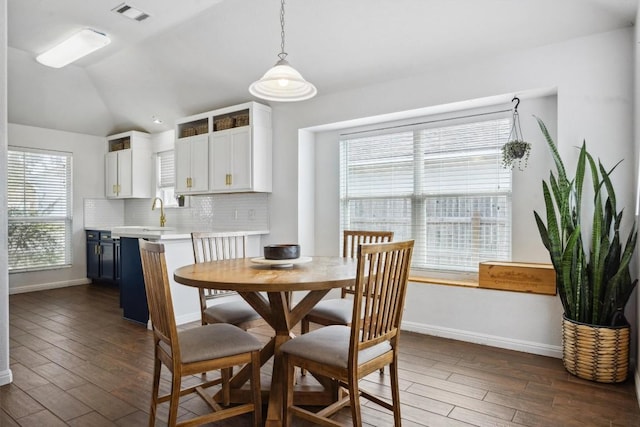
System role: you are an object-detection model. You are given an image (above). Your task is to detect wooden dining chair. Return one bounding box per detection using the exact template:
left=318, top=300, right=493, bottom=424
left=300, top=230, right=394, bottom=375
left=139, top=239, right=262, bottom=427
left=281, top=239, right=414, bottom=426
left=191, top=231, right=263, bottom=330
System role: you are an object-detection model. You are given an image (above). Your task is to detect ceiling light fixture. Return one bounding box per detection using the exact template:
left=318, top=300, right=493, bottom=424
left=36, top=29, right=111, bottom=68
left=249, top=0, right=316, bottom=102
left=152, top=116, right=163, bottom=124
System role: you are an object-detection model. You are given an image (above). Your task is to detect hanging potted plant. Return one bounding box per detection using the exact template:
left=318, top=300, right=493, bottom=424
left=533, top=117, right=637, bottom=383
left=502, top=140, right=531, bottom=170
left=502, top=97, right=531, bottom=170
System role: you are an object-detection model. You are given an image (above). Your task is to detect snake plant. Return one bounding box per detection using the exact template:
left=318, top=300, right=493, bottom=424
left=533, top=118, right=637, bottom=326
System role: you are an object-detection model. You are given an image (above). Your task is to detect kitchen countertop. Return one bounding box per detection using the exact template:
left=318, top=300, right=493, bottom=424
left=105, top=226, right=269, bottom=241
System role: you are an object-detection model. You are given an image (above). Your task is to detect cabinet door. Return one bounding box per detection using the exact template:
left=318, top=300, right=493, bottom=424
left=190, top=135, right=209, bottom=192
left=86, top=241, right=100, bottom=279
left=229, top=128, right=251, bottom=190
left=175, top=139, right=192, bottom=193
left=100, top=242, right=115, bottom=281
left=210, top=128, right=251, bottom=192
left=210, top=132, right=231, bottom=191
left=175, top=135, right=208, bottom=193
left=105, top=152, right=119, bottom=198
left=117, top=150, right=133, bottom=198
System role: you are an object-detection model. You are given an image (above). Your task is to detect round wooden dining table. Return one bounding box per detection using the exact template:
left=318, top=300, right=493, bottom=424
left=173, top=256, right=357, bottom=427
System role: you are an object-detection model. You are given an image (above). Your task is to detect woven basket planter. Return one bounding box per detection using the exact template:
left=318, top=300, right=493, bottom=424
left=562, top=316, right=630, bottom=383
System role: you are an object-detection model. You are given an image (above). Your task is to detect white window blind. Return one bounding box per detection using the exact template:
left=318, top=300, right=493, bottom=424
left=157, top=150, right=177, bottom=207
left=158, top=150, right=175, bottom=187
left=340, top=114, right=512, bottom=273
left=8, top=147, right=73, bottom=272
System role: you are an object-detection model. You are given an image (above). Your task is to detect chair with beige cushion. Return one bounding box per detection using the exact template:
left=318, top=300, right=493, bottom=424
left=281, top=239, right=414, bottom=426
left=191, top=231, right=263, bottom=330
left=301, top=230, right=394, bottom=375
left=139, top=239, right=262, bottom=427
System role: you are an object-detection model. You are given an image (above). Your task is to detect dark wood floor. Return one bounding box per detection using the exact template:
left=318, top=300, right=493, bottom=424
left=2, top=285, right=639, bottom=426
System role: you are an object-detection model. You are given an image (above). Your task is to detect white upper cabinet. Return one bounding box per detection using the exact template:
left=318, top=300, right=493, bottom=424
left=175, top=101, right=272, bottom=195
left=175, top=134, right=209, bottom=194
left=105, top=131, right=152, bottom=199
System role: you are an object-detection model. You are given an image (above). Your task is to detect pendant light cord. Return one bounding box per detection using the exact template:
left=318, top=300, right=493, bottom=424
left=278, top=0, right=288, bottom=61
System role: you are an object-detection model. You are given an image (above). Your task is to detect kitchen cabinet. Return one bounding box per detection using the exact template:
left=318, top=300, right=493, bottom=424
left=86, top=230, right=119, bottom=285
left=210, top=127, right=251, bottom=191
left=105, top=131, right=152, bottom=198
left=120, top=237, right=148, bottom=325
left=174, top=101, right=272, bottom=195
left=175, top=134, right=209, bottom=194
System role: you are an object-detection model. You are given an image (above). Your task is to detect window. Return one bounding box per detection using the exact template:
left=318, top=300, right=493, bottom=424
left=8, top=147, right=73, bottom=272
left=156, top=150, right=178, bottom=207
left=340, top=112, right=512, bottom=274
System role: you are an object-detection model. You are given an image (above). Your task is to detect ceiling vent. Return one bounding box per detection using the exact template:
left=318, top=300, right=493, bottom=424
left=112, top=3, right=150, bottom=21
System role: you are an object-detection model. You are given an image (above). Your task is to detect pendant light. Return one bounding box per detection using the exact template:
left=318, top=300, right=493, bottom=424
left=249, top=0, right=317, bottom=102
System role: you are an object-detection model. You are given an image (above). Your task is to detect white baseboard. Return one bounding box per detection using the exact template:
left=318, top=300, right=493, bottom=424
left=0, top=368, right=13, bottom=386
left=175, top=311, right=201, bottom=326
left=9, top=279, right=90, bottom=295
left=402, top=320, right=563, bottom=359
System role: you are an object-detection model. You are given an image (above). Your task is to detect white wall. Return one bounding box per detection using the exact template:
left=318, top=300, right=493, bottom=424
left=266, top=28, right=635, bottom=357
left=0, top=0, right=11, bottom=386
left=8, top=124, right=105, bottom=293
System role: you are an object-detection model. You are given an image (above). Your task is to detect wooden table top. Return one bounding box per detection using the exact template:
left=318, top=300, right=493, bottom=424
left=173, top=256, right=357, bottom=292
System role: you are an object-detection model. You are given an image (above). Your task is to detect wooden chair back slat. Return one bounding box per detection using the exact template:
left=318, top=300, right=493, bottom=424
left=350, top=240, right=414, bottom=359
left=191, top=232, right=249, bottom=314
left=342, top=230, right=394, bottom=298
left=139, top=239, right=180, bottom=358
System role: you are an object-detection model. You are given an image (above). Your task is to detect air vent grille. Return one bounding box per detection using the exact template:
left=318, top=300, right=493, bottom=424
left=112, top=3, right=150, bottom=21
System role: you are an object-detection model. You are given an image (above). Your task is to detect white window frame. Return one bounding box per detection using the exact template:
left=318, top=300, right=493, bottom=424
left=339, top=109, right=513, bottom=274
left=8, top=146, right=73, bottom=273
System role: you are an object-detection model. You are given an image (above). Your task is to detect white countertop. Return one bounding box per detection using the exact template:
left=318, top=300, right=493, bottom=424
left=106, top=226, right=269, bottom=241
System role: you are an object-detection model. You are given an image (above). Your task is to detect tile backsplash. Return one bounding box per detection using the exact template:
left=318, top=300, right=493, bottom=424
left=85, top=193, right=269, bottom=231
left=83, top=198, right=125, bottom=228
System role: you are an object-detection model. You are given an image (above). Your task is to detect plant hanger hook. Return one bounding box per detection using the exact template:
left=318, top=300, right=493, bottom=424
left=512, top=96, right=520, bottom=112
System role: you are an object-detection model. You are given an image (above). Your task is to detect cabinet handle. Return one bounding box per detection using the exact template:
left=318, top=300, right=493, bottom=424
left=112, top=184, right=117, bottom=194
left=187, top=177, right=192, bottom=188
left=228, top=174, right=232, bottom=186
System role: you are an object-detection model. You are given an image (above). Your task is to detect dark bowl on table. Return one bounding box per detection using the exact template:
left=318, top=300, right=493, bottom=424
left=264, top=244, right=300, bottom=260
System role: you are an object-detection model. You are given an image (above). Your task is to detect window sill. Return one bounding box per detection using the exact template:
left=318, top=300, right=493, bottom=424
left=409, top=262, right=556, bottom=296
left=409, top=270, right=479, bottom=288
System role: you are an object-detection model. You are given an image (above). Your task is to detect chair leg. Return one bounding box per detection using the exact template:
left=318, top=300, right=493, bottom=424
left=348, top=375, right=362, bottom=427
left=282, top=354, right=295, bottom=427
left=250, top=351, right=262, bottom=427
left=168, top=370, right=182, bottom=426
left=390, top=358, right=402, bottom=426
left=221, top=367, right=232, bottom=406
left=300, top=319, right=309, bottom=376
left=149, top=352, right=162, bottom=427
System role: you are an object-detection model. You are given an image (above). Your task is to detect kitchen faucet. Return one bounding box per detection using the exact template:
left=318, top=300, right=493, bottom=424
left=151, top=197, right=166, bottom=227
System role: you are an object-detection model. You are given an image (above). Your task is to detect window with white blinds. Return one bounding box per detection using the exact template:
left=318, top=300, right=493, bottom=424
left=340, top=114, right=512, bottom=273
left=156, top=150, right=177, bottom=207
left=7, top=147, right=73, bottom=272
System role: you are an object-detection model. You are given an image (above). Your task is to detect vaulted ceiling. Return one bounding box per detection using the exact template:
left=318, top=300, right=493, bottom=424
left=7, top=0, right=637, bottom=137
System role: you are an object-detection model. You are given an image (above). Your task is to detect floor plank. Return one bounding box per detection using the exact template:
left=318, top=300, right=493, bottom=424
left=2, top=284, right=639, bottom=426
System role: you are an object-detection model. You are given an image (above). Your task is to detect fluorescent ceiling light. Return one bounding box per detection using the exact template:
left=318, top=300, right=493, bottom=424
left=36, top=29, right=111, bottom=68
